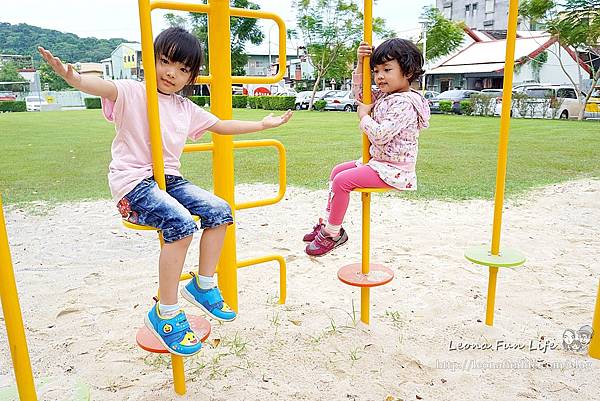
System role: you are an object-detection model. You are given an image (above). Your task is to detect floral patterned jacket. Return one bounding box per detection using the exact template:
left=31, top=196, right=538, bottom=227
left=351, top=72, right=430, bottom=190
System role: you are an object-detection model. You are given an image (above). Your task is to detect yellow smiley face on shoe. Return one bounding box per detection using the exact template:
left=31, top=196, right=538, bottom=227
left=180, top=332, right=199, bottom=346
left=163, top=324, right=173, bottom=334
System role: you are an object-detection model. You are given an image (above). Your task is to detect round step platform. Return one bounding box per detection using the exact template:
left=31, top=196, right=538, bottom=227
left=464, top=245, right=526, bottom=268
left=337, top=263, right=394, bottom=287
left=136, top=314, right=211, bottom=353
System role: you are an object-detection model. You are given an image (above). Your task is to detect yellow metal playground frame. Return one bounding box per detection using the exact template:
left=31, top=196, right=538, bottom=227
left=138, top=0, right=288, bottom=312
left=2, top=0, right=600, bottom=399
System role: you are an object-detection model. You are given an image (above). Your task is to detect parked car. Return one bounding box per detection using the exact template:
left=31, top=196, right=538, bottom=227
left=25, top=95, right=48, bottom=112
left=295, top=90, right=336, bottom=110
left=429, top=90, right=480, bottom=114
left=509, top=85, right=584, bottom=119
left=0, top=91, right=17, bottom=101
left=294, top=91, right=313, bottom=110
left=323, top=90, right=357, bottom=111
left=423, top=90, right=439, bottom=101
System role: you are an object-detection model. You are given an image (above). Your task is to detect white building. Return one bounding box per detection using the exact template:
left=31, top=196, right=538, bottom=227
left=426, top=30, right=591, bottom=92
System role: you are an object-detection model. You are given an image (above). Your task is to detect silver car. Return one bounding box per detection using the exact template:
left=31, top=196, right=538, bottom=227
left=323, top=90, right=357, bottom=112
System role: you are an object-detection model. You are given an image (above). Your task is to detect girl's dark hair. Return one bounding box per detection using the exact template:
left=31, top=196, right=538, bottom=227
left=154, top=27, right=203, bottom=84
left=370, top=38, right=424, bottom=83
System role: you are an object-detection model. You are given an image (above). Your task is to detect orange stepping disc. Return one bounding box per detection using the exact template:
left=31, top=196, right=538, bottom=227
left=337, top=263, right=394, bottom=287
left=136, top=314, right=211, bottom=353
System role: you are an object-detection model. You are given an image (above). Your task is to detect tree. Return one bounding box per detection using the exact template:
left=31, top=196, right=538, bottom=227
left=164, top=0, right=264, bottom=76
left=519, top=0, right=600, bottom=120
left=420, top=7, right=465, bottom=62
left=39, top=61, right=71, bottom=91
left=0, top=61, right=27, bottom=92
left=0, top=61, right=26, bottom=83
left=294, top=0, right=393, bottom=109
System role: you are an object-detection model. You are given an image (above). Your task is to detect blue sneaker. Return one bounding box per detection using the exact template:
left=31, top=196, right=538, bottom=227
left=144, top=303, right=202, bottom=356
left=181, top=274, right=237, bottom=322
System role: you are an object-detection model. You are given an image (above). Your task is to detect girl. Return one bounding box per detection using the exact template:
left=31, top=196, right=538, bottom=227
left=304, top=38, right=430, bottom=257
left=39, top=27, right=292, bottom=356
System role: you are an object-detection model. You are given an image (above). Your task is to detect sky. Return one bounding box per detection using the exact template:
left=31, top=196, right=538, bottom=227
left=1, top=0, right=434, bottom=48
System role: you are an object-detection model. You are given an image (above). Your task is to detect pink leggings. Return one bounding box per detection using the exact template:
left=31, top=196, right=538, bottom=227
left=325, top=161, right=392, bottom=226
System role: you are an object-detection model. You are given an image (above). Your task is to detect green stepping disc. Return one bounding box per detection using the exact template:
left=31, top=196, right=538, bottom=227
left=464, top=245, right=526, bottom=268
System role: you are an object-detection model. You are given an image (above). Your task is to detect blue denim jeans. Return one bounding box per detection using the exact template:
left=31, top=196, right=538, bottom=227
left=117, top=175, right=233, bottom=243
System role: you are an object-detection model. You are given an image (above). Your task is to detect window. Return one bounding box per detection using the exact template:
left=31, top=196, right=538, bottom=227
left=485, top=0, right=495, bottom=13
left=443, top=5, right=452, bottom=18
left=557, top=88, right=577, bottom=99
left=105, top=65, right=110, bottom=75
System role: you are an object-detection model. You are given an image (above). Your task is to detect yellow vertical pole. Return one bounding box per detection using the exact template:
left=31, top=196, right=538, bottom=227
left=486, top=0, right=519, bottom=326
left=171, top=354, right=186, bottom=394
left=208, top=0, right=238, bottom=311
left=360, top=0, right=373, bottom=324
left=137, top=0, right=166, bottom=190
left=589, top=280, right=600, bottom=359
left=0, top=195, right=38, bottom=401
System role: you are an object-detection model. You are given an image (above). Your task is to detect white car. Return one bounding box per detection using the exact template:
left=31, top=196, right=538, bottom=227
left=499, top=85, right=585, bottom=119
left=25, top=96, right=48, bottom=112
left=323, top=90, right=357, bottom=112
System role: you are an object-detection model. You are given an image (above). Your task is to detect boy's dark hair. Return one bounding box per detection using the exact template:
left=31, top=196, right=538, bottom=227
left=370, top=38, right=424, bottom=83
left=154, top=27, right=203, bottom=84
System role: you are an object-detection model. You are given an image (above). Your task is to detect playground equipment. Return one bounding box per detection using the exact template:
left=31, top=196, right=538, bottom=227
left=129, top=0, right=288, bottom=394
left=589, top=280, right=600, bottom=359
left=336, top=0, right=394, bottom=325
left=463, top=0, right=526, bottom=326
left=0, top=195, right=90, bottom=400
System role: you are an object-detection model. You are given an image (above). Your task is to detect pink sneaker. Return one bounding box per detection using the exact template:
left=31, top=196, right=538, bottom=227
left=303, top=218, right=325, bottom=242
left=305, top=227, right=348, bottom=257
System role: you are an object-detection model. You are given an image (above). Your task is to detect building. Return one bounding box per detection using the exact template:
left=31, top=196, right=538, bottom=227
left=75, top=62, right=104, bottom=78
left=108, top=43, right=143, bottom=80
left=436, top=0, right=529, bottom=32
left=0, top=54, right=33, bottom=69
left=426, top=30, right=591, bottom=92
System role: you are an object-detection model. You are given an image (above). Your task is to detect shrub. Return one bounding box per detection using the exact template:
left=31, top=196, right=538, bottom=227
left=84, top=97, right=101, bottom=109
left=470, top=93, right=496, bottom=116
left=439, top=100, right=452, bottom=113
left=247, top=96, right=258, bottom=109
left=232, top=95, right=248, bottom=108
left=0, top=101, right=26, bottom=112
left=188, top=96, right=209, bottom=107
left=459, top=100, right=473, bottom=115
left=313, top=99, right=327, bottom=111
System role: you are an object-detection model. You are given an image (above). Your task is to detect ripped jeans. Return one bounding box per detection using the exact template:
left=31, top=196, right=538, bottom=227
left=117, top=175, right=233, bottom=243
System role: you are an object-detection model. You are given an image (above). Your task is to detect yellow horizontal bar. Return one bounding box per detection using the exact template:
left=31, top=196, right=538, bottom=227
left=150, top=0, right=210, bottom=13
left=183, top=142, right=214, bottom=153
left=230, top=8, right=286, bottom=84
left=232, top=139, right=286, bottom=210
left=195, top=74, right=212, bottom=84
left=237, top=254, right=286, bottom=304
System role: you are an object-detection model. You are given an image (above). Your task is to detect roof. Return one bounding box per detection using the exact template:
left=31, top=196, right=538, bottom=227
left=428, top=35, right=556, bottom=74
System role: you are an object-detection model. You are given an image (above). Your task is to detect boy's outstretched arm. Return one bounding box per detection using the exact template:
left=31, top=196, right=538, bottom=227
left=38, top=47, right=117, bottom=102
left=209, top=110, right=293, bottom=135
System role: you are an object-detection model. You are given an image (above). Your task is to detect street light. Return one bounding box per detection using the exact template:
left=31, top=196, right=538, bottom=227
left=418, top=16, right=429, bottom=94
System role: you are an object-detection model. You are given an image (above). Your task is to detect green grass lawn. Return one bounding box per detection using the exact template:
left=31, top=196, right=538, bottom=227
left=0, top=108, right=599, bottom=204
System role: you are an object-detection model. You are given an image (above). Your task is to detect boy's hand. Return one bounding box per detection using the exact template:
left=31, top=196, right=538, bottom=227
left=356, top=100, right=374, bottom=119
left=37, top=47, right=81, bottom=87
left=262, top=110, right=293, bottom=129
left=356, top=41, right=374, bottom=65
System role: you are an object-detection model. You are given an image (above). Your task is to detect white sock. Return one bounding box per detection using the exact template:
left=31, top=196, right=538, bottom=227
left=324, top=223, right=341, bottom=238
left=159, top=302, right=180, bottom=318
left=197, top=274, right=215, bottom=290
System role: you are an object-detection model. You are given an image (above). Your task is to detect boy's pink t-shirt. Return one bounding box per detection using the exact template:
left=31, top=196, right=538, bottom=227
left=101, top=80, right=218, bottom=203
